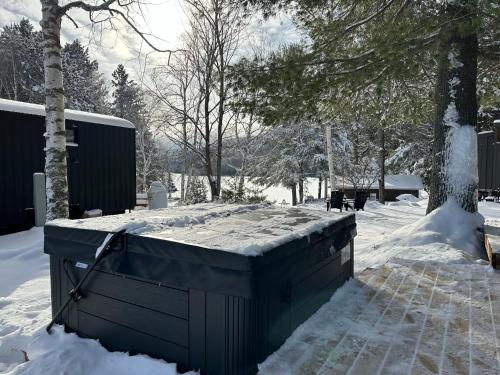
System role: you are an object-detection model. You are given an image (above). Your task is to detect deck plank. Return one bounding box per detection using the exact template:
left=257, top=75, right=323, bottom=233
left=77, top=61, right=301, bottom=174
left=259, top=260, right=500, bottom=375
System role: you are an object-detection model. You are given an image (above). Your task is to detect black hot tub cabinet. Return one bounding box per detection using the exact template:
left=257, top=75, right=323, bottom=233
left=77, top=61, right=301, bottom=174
left=45, top=204, right=356, bottom=374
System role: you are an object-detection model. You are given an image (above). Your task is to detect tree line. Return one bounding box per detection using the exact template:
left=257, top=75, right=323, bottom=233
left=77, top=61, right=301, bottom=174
left=3, top=0, right=499, bottom=218
left=0, top=18, right=166, bottom=197
left=234, top=0, right=499, bottom=212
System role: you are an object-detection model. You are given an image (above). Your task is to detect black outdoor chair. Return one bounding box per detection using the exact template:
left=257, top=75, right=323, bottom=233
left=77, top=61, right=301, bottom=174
left=353, top=191, right=368, bottom=211
left=494, top=189, right=500, bottom=203
left=327, top=190, right=344, bottom=212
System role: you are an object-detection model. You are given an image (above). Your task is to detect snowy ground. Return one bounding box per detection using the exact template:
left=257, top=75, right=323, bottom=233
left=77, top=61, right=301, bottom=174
left=1, top=197, right=499, bottom=374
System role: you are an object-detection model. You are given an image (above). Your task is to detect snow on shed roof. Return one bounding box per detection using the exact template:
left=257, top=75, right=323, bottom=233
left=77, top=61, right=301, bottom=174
left=339, top=174, right=423, bottom=190
left=0, top=98, right=134, bottom=129
left=385, top=175, right=423, bottom=190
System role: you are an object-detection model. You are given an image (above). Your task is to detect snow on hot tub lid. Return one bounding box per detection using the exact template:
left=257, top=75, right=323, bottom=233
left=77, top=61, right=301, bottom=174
left=47, top=203, right=353, bottom=256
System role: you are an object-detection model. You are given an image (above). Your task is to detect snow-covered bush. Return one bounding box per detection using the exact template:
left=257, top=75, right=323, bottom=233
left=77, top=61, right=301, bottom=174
left=185, top=177, right=208, bottom=204
left=221, top=178, right=266, bottom=204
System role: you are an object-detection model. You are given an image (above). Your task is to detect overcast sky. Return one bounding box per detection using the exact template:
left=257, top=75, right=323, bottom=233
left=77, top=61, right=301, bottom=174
left=0, top=1, right=302, bottom=82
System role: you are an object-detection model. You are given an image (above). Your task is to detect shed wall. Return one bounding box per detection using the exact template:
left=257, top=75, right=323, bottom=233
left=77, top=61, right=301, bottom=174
left=342, top=188, right=419, bottom=201
left=0, top=110, right=135, bottom=230
left=478, top=132, right=500, bottom=190
left=0, top=111, right=44, bottom=228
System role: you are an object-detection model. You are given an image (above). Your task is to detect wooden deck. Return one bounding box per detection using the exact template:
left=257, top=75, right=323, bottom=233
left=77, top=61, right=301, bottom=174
left=259, top=259, right=500, bottom=374
left=484, top=222, right=500, bottom=269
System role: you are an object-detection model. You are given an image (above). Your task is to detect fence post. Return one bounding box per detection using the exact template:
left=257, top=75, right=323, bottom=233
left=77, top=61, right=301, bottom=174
left=33, top=172, right=46, bottom=226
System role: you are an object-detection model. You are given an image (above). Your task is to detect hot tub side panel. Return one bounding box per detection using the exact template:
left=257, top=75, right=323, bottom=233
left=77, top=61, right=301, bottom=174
left=48, top=255, right=257, bottom=375
left=253, top=237, right=354, bottom=362
left=49, top=256, right=191, bottom=368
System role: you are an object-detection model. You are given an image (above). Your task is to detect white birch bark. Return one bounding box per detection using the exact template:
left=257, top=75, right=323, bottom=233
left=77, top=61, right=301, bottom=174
left=41, top=0, right=69, bottom=220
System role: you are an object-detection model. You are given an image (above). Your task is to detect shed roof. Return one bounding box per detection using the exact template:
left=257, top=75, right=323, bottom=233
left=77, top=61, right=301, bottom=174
left=0, top=98, right=134, bottom=129
left=339, top=174, right=423, bottom=190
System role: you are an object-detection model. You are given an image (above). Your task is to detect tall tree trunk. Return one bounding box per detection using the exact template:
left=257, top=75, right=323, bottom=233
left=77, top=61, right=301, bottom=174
left=238, top=175, right=245, bottom=193
left=378, top=127, right=386, bottom=204
left=186, top=127, right=198, bottom=200
left=41, top=0, right=68, bottom=220
left=298, top=177, right=304, bottom=204
left=325, top=124, right=336, bottom=194
left=324, top=177, right=328, bottom=199
left=215, top=71, right=224, bottom=200
left=318, top=175, right=322, bottom=199
left=216, top=121, right=223, bottom=199
left=291, top=183, right=297, bottom=206
left=180, top=117, right=187, bottom=202
left=427, top=2, right=478, bottom=214
left=203, top=81, right=217, bottom=200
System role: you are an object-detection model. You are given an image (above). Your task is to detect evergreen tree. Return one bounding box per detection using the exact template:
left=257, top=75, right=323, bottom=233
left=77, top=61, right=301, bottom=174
left=111, top=64, right=165, bottom=192
left=0, top=18, right=44, bottom=103
left=185, top=176, right=208, bottom=204
left=0, top=19, right=110, bottom=113
left=243, top=0, right=499, bottom=213
left=62, top=40, right=108, bottom=112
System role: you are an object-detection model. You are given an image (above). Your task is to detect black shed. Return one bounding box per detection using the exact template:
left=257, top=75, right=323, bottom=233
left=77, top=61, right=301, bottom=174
left=0, top=98, right=136, bottom=233
left=478, top=120, right=500, bottom=193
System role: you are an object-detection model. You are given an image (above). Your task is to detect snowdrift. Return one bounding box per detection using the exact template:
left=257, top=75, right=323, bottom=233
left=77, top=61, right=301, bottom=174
left=396, top=193, right=421, bottom=202
left=7, top=326, right=189, bottom=375
left=356, top=199, right=485, bottom=270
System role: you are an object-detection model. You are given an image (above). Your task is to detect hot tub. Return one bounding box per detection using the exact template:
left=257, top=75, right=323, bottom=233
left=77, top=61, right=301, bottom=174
left=45, top=204, right=356, bottom=374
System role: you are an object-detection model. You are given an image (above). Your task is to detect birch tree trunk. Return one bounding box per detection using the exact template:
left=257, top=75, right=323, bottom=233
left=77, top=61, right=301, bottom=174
left=325, top=124, right=336, bottom=194
left=427, top=1, right=478, bottom=214
left=41, top=0, right=68, bottom=220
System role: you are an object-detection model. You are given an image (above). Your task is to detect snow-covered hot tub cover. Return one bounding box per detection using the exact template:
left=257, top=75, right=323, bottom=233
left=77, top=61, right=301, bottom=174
left=47, top=203, right=354, bottom=256
left=45, top=203, right=356, bottom=298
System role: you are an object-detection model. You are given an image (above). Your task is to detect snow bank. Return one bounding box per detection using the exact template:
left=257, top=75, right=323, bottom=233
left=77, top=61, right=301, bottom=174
left=356, top=199, right=484, bottom=270
left=7, top=326, right=191, bottom=375
left=388, top=201, right=421, bottom=207
left=0, top=227, right=47, bottom=297
left=396, top=193, right=421, bottom=202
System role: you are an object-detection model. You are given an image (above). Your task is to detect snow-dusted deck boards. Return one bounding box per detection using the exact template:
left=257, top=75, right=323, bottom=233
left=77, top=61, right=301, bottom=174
left=259, top=259, right=500, bottom=375
left=484, top=222, right=500, bottom=269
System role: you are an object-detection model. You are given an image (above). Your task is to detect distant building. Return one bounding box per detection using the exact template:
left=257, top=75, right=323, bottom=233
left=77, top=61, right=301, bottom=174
left=478, top=119, right=500, bottom=194
left=338, top=175, right=423, bottom=201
